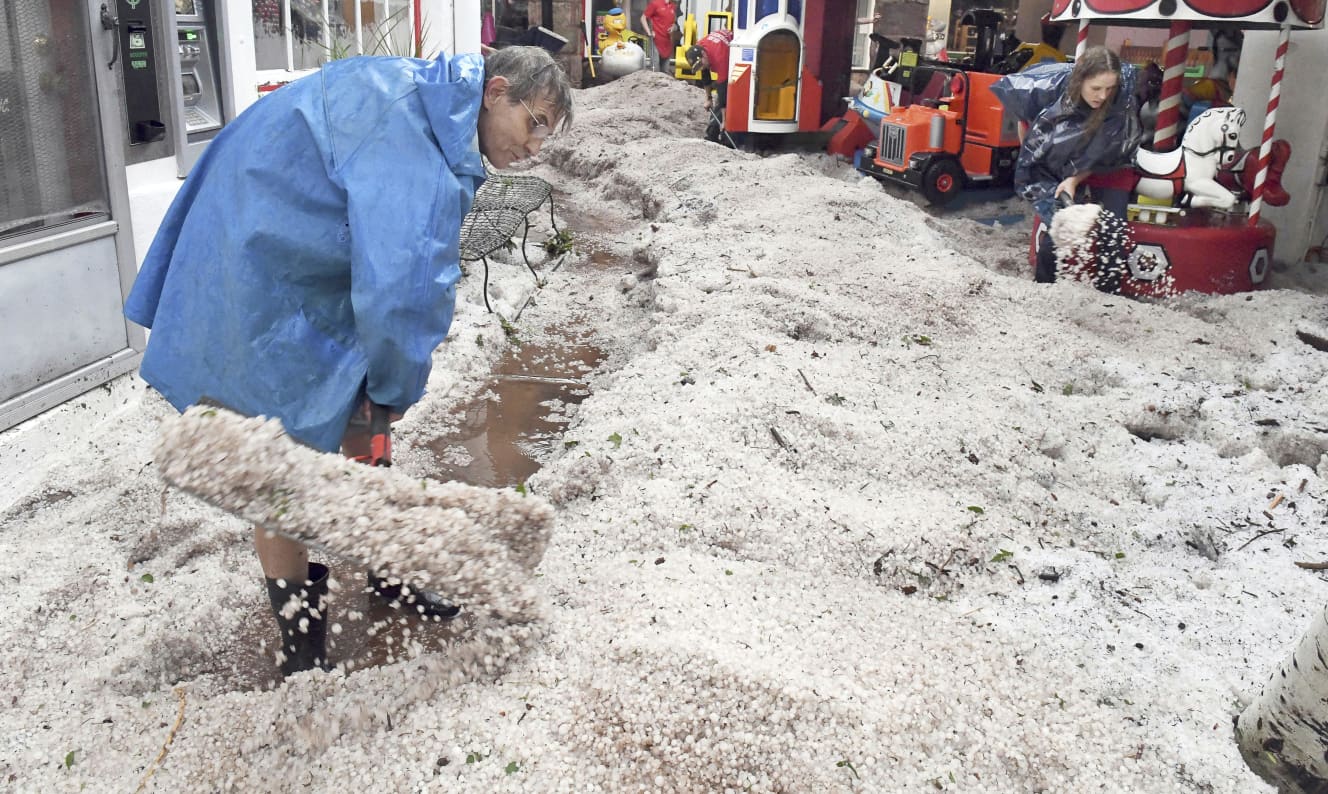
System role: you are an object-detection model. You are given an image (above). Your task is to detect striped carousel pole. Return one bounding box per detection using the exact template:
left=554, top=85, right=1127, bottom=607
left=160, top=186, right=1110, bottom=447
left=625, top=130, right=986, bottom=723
left=1076, top=19, right=1090, bottom=58
left=1152, top=20, right=1192, bottom=150
left=1248, top=24, right=1291, bottom=227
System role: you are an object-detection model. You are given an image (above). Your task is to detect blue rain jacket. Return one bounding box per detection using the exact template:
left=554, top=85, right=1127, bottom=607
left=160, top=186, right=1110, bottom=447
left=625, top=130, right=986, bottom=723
left=125, top=54, right=487, bottom=452
left=991, top=61, right=1141, bottom=209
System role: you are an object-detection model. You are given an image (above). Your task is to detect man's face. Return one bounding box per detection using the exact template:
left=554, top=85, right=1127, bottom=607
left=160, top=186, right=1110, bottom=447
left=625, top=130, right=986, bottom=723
left=477, top=77, right=560, bottom=169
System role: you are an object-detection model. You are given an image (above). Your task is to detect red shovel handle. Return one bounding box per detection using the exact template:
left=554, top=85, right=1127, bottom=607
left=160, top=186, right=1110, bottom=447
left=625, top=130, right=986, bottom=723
left=367, top=402, right=392, bottom=467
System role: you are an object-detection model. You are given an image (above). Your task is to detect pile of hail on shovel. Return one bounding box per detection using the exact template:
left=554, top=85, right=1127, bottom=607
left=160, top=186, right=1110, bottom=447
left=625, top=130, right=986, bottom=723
left=154, top=404, right=554, bottom=686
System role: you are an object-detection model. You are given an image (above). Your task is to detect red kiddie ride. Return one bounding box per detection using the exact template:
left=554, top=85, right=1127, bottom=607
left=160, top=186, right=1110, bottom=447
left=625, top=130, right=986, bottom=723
left=856, top=59, right=1022, bottom=206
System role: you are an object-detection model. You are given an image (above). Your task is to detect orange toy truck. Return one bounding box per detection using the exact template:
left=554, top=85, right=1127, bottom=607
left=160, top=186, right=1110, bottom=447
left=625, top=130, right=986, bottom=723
left=857, top=62, right=1022, bottom=206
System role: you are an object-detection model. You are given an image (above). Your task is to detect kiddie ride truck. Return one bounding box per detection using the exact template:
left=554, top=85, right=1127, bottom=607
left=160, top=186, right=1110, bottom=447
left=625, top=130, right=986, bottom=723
left=854, top=57, right=1022, bottom=206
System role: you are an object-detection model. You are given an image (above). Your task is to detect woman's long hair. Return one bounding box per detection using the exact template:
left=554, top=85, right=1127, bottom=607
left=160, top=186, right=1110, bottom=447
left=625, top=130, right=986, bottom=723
left=1064, top=46, right=1122, bottom=137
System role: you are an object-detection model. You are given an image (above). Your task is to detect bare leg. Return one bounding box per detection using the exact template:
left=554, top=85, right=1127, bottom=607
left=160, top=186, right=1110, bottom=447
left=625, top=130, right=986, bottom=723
left=253, top=411, right=370, bottom=581
left=253, top=526, right=309, bottom=582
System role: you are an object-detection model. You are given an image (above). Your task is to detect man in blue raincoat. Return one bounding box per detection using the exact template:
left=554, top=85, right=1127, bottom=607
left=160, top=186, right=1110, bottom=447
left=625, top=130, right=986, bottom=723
left=124, top=46, right=572, bottom=676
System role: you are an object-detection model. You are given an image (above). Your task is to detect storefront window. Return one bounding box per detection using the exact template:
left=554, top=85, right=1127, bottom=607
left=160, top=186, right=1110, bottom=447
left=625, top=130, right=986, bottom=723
left=252, top=1, right=417, bottom=72
left=0, top=2, right=109, bottom=242
left=852, top=0, right=874, bottom=70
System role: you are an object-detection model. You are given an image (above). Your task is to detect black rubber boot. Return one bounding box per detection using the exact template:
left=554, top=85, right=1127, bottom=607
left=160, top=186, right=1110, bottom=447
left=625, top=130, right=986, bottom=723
left=265, top=562, right=330, bottom=676
left=368, top=571, right=461, bottom=621
left=1035, top=232, right=1058, bottom=283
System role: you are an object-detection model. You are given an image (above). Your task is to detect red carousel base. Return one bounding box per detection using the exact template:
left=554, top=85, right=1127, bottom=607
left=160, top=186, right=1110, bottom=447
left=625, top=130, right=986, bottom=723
left=1030, top=210, right=1275, bottom=296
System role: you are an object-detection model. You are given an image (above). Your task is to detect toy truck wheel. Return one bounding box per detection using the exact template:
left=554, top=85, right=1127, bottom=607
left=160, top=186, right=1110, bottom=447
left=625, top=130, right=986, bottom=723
left=921, top=159, right=964, bottom=206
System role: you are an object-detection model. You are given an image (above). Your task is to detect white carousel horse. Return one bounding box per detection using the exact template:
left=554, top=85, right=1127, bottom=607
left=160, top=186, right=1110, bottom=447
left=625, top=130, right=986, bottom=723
left=1134, top=106, right=1246, bottom=209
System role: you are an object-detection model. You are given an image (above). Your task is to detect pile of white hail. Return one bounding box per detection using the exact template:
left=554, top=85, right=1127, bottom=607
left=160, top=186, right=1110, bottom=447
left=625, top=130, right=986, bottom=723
left=2, top=68, right=1325, bottom=793
left=154, top=405, right=552, bottom=746
left=1050, top=202, right=1178, bottom=296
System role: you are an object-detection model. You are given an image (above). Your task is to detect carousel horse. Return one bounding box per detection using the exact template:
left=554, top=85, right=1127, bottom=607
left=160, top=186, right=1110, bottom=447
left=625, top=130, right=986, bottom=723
left=1128, top=105, right=1292, bottom=210
left=1134, top=106, right=1247, bottom=209
left=1220, top=139, right=1292, bottom=207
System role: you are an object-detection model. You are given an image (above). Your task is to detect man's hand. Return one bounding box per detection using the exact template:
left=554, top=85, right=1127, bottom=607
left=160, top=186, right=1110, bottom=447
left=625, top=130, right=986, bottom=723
left=704, top=96, right=713, bottom=110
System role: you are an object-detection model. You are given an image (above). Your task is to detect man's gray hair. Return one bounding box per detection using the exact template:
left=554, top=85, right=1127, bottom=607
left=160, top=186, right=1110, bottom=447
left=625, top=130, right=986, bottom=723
left=485, top=46, right=574, bottom=131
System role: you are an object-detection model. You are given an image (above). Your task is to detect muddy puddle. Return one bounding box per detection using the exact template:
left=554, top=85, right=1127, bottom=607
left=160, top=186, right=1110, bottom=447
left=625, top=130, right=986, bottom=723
left=424, top=333, right=603, bottom=488
left=233, top=253, right=609, bottom=690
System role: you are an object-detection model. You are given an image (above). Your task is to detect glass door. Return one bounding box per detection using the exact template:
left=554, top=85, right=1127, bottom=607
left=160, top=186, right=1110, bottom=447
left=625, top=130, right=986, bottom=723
left=0, top=0, right=143, bottom=431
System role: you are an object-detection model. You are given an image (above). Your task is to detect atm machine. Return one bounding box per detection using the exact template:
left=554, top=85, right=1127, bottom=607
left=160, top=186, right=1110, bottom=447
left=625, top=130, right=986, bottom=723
left=168, top=0, right=233, bottom=176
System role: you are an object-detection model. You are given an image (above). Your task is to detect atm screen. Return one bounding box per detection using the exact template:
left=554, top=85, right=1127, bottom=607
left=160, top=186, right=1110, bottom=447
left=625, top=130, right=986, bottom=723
left=182, top=72, right=201, bottom=96
left=176, top=0, right=200, bottom=15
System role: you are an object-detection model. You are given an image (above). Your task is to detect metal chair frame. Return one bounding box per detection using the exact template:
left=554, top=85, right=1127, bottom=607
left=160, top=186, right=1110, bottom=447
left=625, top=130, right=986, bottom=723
left=458, top=171, right=561, bottom=312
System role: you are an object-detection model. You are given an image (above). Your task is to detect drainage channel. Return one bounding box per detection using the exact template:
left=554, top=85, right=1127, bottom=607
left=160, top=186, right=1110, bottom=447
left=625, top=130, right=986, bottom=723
left=229, top=238, right=613, bottom=691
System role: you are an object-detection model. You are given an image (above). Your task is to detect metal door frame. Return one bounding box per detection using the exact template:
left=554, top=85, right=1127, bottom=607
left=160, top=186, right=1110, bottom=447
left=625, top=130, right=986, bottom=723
left=0, top=1, right=145, bottom=432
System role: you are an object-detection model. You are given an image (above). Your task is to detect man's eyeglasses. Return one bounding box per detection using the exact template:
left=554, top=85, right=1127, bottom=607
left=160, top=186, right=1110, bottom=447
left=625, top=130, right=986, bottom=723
left=519, top=99, right=552, bottom=140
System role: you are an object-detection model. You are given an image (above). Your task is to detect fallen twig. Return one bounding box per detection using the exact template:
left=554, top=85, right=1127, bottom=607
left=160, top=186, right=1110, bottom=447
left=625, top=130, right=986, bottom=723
left=1294, top=560, right=1328, bottom=570
left=797, top=369, right=816, bottom=394
left=1237, top=527, right=1286, bottom=551
left=769, top=427, right=795, bottom=453
left=135, top=686, right=187, bottom=794
left=929, top=547, right=966, bottom=575
left=1267, top=493, right=1285, bottom=511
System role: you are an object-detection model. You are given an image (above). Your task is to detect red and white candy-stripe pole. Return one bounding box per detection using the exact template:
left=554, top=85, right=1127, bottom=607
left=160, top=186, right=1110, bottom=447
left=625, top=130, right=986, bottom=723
left=1076, top=19, right=1090, bottom=58
left=1153, top=20, right=1192, bottom=150
left=1248, top=24, right=1291, bottom=227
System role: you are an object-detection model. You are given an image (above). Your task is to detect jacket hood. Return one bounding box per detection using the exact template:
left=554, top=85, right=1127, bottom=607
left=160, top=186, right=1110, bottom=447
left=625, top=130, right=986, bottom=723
left=993, top=61, right=1138, bottom=125
left=414, top=53, right=486, bottom=175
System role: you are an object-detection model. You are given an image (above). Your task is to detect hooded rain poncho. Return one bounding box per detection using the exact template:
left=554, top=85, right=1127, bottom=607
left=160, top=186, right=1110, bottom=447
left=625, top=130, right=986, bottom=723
left=991, top=61, right=1142, bottom=208
left=123, top=54, right=488, bottom=452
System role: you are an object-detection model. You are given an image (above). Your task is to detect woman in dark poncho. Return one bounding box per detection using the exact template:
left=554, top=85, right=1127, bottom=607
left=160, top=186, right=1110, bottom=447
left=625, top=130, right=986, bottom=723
left=992, top=46, right=1143, bottom=283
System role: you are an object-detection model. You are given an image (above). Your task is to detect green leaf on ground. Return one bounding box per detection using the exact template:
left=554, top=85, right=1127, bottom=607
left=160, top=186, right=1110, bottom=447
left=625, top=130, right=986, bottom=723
left=608, top=432, right=622, bottom=449
left=64, top=751, right=75, bottom=768
left=505, top=761, right=520, bottom=774
left=139, top=573, right=154, bottom=584
left=991, top=549, right=1013, bottom=563
left=967, top=505, right=985, bottom=514
left=543, top=228, right=574, bottom=256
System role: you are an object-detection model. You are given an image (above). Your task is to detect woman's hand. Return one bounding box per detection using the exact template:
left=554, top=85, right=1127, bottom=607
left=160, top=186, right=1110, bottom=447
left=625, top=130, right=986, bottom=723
left=1055, top=175, right=1082, bottom=201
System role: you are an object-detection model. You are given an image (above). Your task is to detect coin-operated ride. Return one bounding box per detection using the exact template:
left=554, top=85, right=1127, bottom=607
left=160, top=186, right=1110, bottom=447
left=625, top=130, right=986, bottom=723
left=831, top=10, right=1024, bottom=203
left=855, top=59, right=1022, bottom=205
left=1031, top=0, right=1324, bottom=295
left=596, top=7, right=646, bottom=50
left=595, top=7, right=648, bottom=77
left=720, top=0, right=824, bottom=135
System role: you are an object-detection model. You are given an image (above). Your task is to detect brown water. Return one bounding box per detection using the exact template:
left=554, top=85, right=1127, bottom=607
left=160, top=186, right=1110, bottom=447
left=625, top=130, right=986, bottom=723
left=424, top=332, right=603, bottom=488
left=233, top=323, right=605, bottom=689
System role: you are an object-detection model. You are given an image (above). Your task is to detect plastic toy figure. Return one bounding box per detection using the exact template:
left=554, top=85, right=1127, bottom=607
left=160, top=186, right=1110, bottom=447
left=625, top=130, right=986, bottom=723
left=596, top=7, right=646, bottom=52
